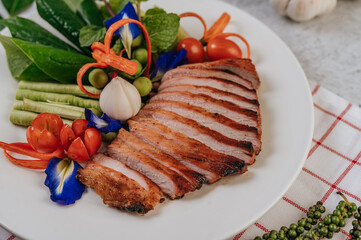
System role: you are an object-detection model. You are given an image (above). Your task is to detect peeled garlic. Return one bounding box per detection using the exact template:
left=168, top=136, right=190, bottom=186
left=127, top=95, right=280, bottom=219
left=99, top=76, right=141, bottom=121
left=270, top=0, right=337, bottom=22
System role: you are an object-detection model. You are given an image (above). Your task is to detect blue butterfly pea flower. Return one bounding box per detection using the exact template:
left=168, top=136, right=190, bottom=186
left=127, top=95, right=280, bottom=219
left=44, top=157, right=85, bottom=205
left=85, top=108, right=125, bottom=134
left=104, top=2, right=141, bottom=58
left=151, top=49, right=188, bottom=81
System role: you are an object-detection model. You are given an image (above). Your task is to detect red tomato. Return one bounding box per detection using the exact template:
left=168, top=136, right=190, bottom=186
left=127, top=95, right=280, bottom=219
left=59, top=124, right=76, bottom=151
left=177, top=37, right=205, bottom=63
left=31, top=113, right=63, bottom=140
left=67, top=137, right=90, bottom=162
left=206, top=37, right=242, bottom=61
left=83, top=128, right=102, bottom=156
left=26, top=126, right=59, bottom=153
left=72, top=119, right=89, bottom=137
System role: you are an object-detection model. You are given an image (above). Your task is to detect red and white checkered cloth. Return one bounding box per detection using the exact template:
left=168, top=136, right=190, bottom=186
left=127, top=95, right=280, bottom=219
left=234, top=82, right=361, bottom=240
left=1, top=82, right=360, bottom=240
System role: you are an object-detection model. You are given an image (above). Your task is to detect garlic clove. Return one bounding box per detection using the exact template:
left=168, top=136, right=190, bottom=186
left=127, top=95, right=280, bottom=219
left=269, top=0, right=290, bottom=16
left=99, top=76, right=141, bottom=121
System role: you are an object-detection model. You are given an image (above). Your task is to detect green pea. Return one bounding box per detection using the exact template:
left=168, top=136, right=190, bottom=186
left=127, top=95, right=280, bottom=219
left=132, top=48, right=148, bottom=65
left=133, top=77, right=152, bottom=97
left=320, top=226, right=328, bottom=236
left=351, top=203, right=358, bottom=212
left=131, top=59, right=142, bottom=76
left=314, top=210, right=322, bottom=219
left=89, top=68, right=109, bottom=89
left=131, top=34, right=143, bottom=48
left=328, top=223, right=337, bottom=232
left=287, top=230, right=297, bottom=238
left=331, top=215, right=340, bottom=225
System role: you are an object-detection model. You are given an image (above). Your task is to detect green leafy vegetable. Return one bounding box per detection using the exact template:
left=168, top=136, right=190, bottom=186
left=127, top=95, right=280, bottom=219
left=143, top=8, right=180, bottom=53
left=109, top=0, right=129, bottom=15
left=0, top=15, right=4, bottom=31
left=63, top=0, right=83, bottom=12
left=0, top=17, right=76, bottom=51
left=35, top=0, right=86, bottom=51
left=0, top=35, right=93, bottom=83
left=0, top=35, right=50, bottom=81
left=77, top=0, right=104, bottom=26
left=1, top=0, right=34, bottom=16
left=79, top=26, right=106, bottom=47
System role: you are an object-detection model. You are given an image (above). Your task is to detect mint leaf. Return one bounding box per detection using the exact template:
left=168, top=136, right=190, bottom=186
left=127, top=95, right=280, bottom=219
left=144, top=11, right=180, bottom=53
left=145, top=7, right=166, bottom=17
left=79, top=26, right=106, bottom=47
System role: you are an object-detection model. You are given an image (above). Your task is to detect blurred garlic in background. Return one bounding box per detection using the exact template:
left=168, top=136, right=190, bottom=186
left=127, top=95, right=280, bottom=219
left=269, top=0, right=337, bottom=22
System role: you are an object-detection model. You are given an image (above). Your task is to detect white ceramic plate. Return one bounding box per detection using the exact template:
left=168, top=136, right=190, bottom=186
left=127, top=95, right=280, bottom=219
left=0, top=0, right=314, bottom=239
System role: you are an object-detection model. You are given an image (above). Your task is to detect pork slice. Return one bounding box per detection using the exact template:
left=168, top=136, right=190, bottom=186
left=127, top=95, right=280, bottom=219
left=116, top=129, right=206, bottom=189
left=178, top=58, right=260, bottom=89
left=108, top=140, right=195, bottom=199
left=77, top=154, right=163, bottom=214
left=137, top=109, right=255, bottom=161
left=133, top=116, right=253, bottom=167
left=158, top=84, right=260, bottom=113
left=143, top=100, right=261, bottom=154
left=149, top=91, right=260, bottom=130
left=128, top=120, right=240, bottom=183
left=158, top=76, right=257, bottom=100
left=162, top=68, right=254, bottom=90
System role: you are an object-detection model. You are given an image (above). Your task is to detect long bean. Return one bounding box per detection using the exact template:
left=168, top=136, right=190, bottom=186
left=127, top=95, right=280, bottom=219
left=16, top=89, right=101, bottom=112
left=9, top=110, right=73, bottom=127
left=18, top=81, right=102, bottom=99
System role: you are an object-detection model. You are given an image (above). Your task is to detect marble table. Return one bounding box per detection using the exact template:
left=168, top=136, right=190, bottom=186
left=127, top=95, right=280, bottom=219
left=222, top=0, right=361, bottom=107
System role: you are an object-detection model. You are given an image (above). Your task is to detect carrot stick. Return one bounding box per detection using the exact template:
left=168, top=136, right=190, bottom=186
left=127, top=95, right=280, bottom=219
left=179, top=12, right=208, bottom=41
left=205, top=13, right=231, bottom=41
left=215, top=32, right=251, bottom=59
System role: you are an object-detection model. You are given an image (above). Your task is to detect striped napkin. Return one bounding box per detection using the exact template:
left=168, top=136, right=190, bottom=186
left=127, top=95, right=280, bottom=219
left=234, top=82, right=361, bottom=240
left=1, top=81, right=360, bottom=240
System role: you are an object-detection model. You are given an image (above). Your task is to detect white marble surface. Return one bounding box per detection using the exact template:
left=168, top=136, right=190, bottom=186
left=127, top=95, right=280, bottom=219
left=222, top=0, right=361, bottom=107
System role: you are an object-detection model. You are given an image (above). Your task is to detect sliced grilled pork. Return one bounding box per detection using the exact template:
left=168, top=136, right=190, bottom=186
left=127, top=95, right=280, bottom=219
left=77, top=154, right=163, bottom=214
left=149, top=91, right=260, bottom=130
left=128, top=120, right=241, bottom=183
left=116, top=129, right=206, bottom=189
left=133, top=117, right=253, bottom=166
left=158, top=84, right=260, bottom=113
left=162, top=68, right=254, bottom=90
left=143, top=100, right=261, bottom=154
left=178, top=58, right=260, bottom=89
left=136, top=109, right=254, bottom=161
left=158, top=76, right=257, bottom=100
left=108, top=139, right=196, bottom=199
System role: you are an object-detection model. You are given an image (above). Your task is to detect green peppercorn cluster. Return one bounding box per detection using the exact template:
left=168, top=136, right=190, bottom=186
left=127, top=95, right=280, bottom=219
left=350, top=207, right=361, bottom=239
left=253, top=192, right=358, bottom=240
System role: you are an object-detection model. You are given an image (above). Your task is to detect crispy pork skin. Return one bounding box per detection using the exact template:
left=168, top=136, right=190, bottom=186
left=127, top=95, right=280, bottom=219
left=149, top=91, right=259, bottom=130
left=108, top=139, right=196, bottom=199
left=128, top=120, right=241, bottom=183
left=178, top=58, right=260, bottom=89
left=162, top=68, right=254, bottom=90
left=158, top=84, right=260, bottom=113
left=158, top=76, right=257, bottom=100
left=77, top=154, right=163, bottom=214
left=133, top=117, right=252, bottom=167
left=136, top=109, right=254, bottom=161
left=143, top=100, right=261, bottom=154
left=116, top=129, right=206, bottom=189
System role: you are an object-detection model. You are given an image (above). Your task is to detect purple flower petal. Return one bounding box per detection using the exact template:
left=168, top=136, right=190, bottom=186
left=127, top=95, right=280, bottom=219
left=85, top=108, right=125, bottom=134
left=44, top=157, right=85, bottom=205
left=151, top=49, right=188, bottom=81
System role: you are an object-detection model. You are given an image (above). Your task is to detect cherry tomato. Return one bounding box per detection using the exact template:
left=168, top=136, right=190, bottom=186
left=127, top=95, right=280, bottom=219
left=31, top=113, right=63, bottom=140
left=206, top=36, right=242, bottom=61
left=60, top=124, right=76, bottom=151
left=177, top=37, right=205, bottom=63
left=67, top=137, right=90, bottom=162
left=83, top=128, right=102, bottom=156
left=59, top=121, right=101, bottom=162
left=26, top=126, right=59, bottom=153
left=72, top=119, right=88, bottom=138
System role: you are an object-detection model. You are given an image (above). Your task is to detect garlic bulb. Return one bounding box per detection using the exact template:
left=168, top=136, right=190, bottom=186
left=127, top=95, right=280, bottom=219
left=99, top=76, right=141, bottom=121
left=270, top=0, right=337, bottom=22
